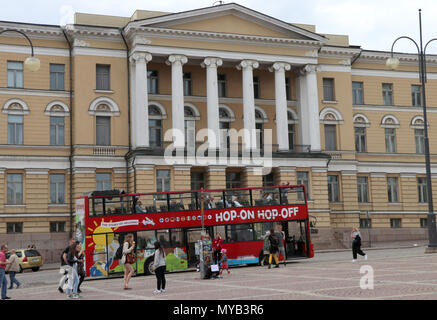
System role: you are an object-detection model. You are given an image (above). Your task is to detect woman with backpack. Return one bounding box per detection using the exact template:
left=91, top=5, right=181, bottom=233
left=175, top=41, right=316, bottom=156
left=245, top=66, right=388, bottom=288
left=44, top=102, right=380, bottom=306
left=121, top=233, right=136, bottom=290
left=351, top=227, right=367, bottom=262
left=152, top=241, right=166, bottom=294
left=268, top=228, right=279, bottom=269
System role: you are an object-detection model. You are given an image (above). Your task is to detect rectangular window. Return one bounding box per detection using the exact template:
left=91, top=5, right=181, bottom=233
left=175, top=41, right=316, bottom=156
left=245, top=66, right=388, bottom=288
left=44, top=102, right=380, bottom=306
left=7, top=222, right=23, bottom=234
left=390, top=218, right=401, bottom=228
left=226, top=223, right=255, bottom=242
left=385, top=128, right=397, bottom=153
left=352, top=81, right=363, bottom=105
left=285, top=77, right=291, bottom=100
left=96, top=173, right=112, bottom=191
left=183, top=72, right=192, bottom=96
left=324, top=124, right=337, bottom=151
left=148, top=70, right=159, bottom=94
left=156, top=170, right=171, bottom=193
left=50, top=116, right=65, bottom=146
left=253, top=76, right=260, bottom=99
left=96, top=116, right=110, bottom=146
left=50, top=221, right=66, bottom=233
left=262, top=172, right=275, bottom=187
left=415, top=128, right=425, bottom=154
left=218, top=74, right=226, bottom=97
left=8, top=115, right=23, bottom=145
left=354, top=127, right=366, bottom=152
left=7, top=61, right=23, bottom=88
left=297, top=171, right=310, bottom=200
left=7, top=173, right=23, bottom=205
left=50, top=174, right=65, bottom=204
left=417, top=177, right=428, bottom=203
left=382, top=83, right=393, bottom=105
left=323, top=78, right=335, bottom=101
left=360, top=218, right=371, bottom=229
left=357, top=176, right=369, bottom=203
left=412, top=85, right=422, bottom=107
left=226, top=172, right=242, bottom=189
left=96, top=64, right=110, bottom=90
left=420, top=218, right=428, bottom=228
left=387, top=177, right=399, bottom=203
left=50, top=64, right=65, bottom=90
left=327, top=175, right=340, bottom=202
left=190, top=171, right=205, bottom=191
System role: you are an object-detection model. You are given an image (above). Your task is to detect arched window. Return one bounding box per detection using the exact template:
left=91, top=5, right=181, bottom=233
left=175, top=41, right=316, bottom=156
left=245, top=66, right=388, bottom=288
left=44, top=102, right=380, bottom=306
left=184, top=104, right=200, bottom=154
left=219, top=105, right=235, bottom=150
left=320, top=107, right=343, bottom=151
left=411, top=116, right=426, bottom=154
left=287, top=109, right=297, bottom=151
left=3, top=99, right=29, bottom=145
left=353, top=114, right=370, bottom=153
left=381, top=115, right=399, bottom=153
left=149, top=104, right=164, bottom=148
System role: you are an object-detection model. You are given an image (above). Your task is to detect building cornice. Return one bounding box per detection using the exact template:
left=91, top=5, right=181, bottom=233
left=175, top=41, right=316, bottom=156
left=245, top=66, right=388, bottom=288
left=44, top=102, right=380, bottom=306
left=0, top=21, right=64, bottom=41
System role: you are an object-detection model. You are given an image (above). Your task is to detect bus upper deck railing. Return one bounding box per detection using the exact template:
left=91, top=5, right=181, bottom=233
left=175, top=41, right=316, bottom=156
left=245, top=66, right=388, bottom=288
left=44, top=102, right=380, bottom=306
left=84, top=185, right=307, bottom=217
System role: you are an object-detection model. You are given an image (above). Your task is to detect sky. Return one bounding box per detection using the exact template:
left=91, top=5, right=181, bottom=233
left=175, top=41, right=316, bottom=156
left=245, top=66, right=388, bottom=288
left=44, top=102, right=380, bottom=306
left=2, top=0, right=437, bottom=54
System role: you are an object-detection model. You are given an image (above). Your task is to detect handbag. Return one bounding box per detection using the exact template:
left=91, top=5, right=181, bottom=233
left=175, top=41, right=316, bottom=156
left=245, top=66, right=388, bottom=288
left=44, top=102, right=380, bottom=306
left=211, top=264, right=219, bottom=272
left=125, top=253, right=137, bottom=264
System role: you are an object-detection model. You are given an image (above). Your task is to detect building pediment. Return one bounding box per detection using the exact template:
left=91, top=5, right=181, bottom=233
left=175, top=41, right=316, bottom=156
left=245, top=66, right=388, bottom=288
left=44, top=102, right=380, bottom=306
left=126, top=3, right=326, bottom=43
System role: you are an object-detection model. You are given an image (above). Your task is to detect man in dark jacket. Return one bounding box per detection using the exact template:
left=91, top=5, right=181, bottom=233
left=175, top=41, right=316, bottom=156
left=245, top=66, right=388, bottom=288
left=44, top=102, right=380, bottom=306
left=58, top=237, right=75, bottom=293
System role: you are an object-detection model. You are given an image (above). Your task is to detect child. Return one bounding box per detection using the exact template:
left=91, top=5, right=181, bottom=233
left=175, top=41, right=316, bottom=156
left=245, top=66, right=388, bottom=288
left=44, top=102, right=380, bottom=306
left=219, top=249, right=230, bottom=276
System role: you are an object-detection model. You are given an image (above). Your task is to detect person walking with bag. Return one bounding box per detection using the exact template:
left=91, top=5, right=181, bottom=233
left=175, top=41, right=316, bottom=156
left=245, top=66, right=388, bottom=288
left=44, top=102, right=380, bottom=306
left=351, top=227, right=367, bottom=262
left=152, top=241, right=166, bottom=294
left=121, top=233, right=136, bottom=290
left=6, top=249, right=20, bottom=289
left=66, top=242, right=81, bottom=299
left=268, top=228, right=280, bottom=269
left=75, top=241, right=85, bottom=293
left=212, top=233, right=223, bottom=265
left=0, top=244, right=11, bottom=300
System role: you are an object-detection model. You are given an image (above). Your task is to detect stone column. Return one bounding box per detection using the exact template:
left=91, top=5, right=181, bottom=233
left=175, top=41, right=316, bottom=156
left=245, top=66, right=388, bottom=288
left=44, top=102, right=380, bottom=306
left=166, top=55, right=188, bottom=149
left=201, top=57, right=223, bottom=150
left=270, top=62, right=291, bottom=152
left=296, top=65, right=321, bottom=152
left=237, top=60, right=259, bottom=151
left=130, top=52, right=152, bottom=149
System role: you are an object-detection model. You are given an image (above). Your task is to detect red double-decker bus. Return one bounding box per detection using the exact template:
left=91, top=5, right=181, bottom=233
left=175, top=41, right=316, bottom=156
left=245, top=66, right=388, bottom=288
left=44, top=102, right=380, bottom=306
left=74, top=185, right=313, bottom=278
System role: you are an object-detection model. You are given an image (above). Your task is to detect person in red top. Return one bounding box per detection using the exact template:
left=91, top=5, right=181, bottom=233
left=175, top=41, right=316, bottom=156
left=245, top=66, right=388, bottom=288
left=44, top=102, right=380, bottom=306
left=0, top=244, right=11, bottom=299
left=212, top=234, right=223, bottom=264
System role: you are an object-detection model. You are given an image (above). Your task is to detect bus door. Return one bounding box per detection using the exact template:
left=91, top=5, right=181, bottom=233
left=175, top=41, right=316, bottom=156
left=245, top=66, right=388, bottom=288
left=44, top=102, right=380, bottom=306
left=286, top=220, right=307, bottom=257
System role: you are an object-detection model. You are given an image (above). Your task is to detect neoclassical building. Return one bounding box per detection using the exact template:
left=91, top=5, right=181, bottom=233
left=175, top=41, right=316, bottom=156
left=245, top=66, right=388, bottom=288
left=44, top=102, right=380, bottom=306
left=0, top=3, right=435, bottom=261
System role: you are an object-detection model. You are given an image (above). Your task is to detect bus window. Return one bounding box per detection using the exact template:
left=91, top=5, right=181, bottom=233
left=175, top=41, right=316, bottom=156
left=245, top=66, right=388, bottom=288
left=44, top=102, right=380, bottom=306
left=156, top=230, right=171, bottom=248
left=213, top=225, right=225, bottom=240
left=226, top=223, right=255, bottom=242
left=92, top=198, right=104, bottom=216
left=170, top=229, right=184, bottom=247
left=253, top=222, right=273, bottom=240
left=134, top=194, right=155, bottom=214
left=168, top=193, right=187, bottom=211
left=137, top=230, right=156, bottom=250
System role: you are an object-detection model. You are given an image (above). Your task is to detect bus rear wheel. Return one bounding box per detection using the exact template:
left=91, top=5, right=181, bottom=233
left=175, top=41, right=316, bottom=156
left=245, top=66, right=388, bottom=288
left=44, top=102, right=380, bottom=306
left=144, top=258, right=155, bottom=275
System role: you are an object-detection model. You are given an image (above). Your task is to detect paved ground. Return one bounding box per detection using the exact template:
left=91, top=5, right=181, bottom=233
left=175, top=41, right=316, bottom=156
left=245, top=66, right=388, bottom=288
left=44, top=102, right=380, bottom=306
left=4, top=244, right=437, bottom=300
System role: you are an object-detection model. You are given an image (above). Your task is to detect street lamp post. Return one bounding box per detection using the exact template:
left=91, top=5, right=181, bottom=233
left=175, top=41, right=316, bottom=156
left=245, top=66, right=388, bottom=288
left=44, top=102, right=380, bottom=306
left=386, top=9, right=437, bottom=253
left=0, top=29, right=40, bottom=71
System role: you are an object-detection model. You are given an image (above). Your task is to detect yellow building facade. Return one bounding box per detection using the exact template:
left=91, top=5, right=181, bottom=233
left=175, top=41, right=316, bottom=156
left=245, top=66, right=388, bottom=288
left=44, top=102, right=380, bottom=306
left=0, top=3, right=434, bottom=261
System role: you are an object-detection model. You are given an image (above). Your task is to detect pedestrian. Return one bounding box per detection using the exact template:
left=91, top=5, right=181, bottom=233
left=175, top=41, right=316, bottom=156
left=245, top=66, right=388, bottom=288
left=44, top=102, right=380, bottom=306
left=212, top=233, right=223, bottom=264
left=121, top=233, right=136, bottom=290
left=6, top=249, right=20, bottom=289
left=66, top=241, right=81, bottom=299
left=219, top=249, right=230, bottom=276
left=274, top=224, right=287, bottom=266
left=268, top=228, right=280, bottom=269
left=76, top=241, right=85, bottom=293
left=0, top=244, right=11, bottom=300
left=58, top=237, right=76, bottom=293
left=153, top=241, right=166, bottom=294
left=351, top=227, right=367, bottom=262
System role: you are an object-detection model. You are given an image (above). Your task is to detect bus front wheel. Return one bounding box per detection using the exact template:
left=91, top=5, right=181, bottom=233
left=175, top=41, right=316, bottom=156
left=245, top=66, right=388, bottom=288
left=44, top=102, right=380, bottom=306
left=144, top=257, right=155, bottom=275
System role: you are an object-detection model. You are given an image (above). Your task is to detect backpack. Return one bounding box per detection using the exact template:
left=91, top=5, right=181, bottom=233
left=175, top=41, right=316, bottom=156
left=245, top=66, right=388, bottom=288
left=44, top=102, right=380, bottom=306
left=270, top=235, right=279, bottom=247
left=114, top=245, right=123, bottom=260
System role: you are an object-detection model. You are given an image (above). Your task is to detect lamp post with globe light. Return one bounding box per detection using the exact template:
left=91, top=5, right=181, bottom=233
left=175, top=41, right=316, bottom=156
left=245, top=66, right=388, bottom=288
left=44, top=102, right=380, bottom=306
left=386, top=9, right=437, bottom=253
left=0, top=29, right=40, bottom=72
